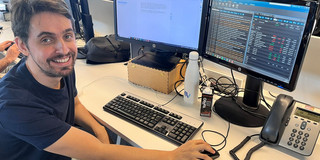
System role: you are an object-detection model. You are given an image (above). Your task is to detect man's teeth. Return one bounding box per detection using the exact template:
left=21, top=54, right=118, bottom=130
left=54, top=57, right=70, bottom=63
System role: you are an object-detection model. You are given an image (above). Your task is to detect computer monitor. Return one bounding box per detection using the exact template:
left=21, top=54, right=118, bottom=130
left=201, top=0, right=318, bottom=127
left=114, top=0, right=207, bottom=70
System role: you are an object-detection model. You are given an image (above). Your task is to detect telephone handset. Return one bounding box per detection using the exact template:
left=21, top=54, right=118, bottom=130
left=260, top=94, right=320, bottom=156
left=260, top=94, right=294, bottom=143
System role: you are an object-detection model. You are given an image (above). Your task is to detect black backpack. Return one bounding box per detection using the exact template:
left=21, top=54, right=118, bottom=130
left=83, top=34, right=130, bottom=64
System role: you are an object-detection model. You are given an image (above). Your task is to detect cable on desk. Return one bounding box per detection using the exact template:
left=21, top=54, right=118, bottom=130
left=229, top=134, right=266, bottom=160
left=209, top=76, right=241, bottom=98
left=230, top=69, right=239, bottom=94
left=229, top=134, right=259, bottom=160
left=199, top=56, right=208, bottom=85
left=204, top=67, right=272, bottom=114
left=260, top=88, right=272, bottom=109
left=244, top=141, right=266, bottom=160
left=179, top=59, right=187, bottom=79
left=201, top=121, right=230, bottom=152
left=174, top=80, right=184, bottom=97
left=160, top=88, right=184, bottom=107
left=173, top=58, right=187, bottom=97
left=162, top=56, right=186, bottom=104
left=204, top=69, right=243, bottom=99
left=206, top=68, right=270, bottom=120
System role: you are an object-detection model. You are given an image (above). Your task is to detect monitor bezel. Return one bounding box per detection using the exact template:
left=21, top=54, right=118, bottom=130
left=113, top=0, right=210, bottom=54
left=200, top=0, right=319, bottom=91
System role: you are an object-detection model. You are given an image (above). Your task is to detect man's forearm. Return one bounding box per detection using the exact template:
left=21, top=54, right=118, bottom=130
left=74, top=96, right=110, bottom=144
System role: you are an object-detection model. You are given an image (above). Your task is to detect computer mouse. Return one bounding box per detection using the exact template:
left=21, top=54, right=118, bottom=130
left=200, top=147, right=220, bottom=159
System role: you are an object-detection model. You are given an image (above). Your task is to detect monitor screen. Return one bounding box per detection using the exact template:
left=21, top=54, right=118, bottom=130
left=201, top=0, right=318, bottom=127
left=202, top=0, right=318, bottom=91
left=114, top=0, right=206, bottom=54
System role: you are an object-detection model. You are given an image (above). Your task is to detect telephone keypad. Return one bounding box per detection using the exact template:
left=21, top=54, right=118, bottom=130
left=288, top=128, right=311, bottom=151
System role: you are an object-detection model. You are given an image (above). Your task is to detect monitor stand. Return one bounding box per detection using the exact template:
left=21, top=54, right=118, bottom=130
left=214, top=75, right=270, bottom=127
left=131, top=51, right=181, bottom=72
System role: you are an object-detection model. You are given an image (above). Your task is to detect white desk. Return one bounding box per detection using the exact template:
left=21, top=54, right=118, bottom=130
left=2, top=19, right=319, bottom=159
left=75, top=60, right=320, bottom=160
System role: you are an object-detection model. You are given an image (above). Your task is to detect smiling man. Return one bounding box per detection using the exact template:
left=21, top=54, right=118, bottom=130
left=0, top=0, right=214, bottom=160
left=19, top=12, right=77, bottom=88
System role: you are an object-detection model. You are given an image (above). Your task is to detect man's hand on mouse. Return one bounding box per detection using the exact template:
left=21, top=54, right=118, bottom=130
left=169, top=140, right=216, bottom=160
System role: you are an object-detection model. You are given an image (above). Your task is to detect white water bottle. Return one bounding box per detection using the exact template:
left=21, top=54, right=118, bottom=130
left=184, top=51, right=200, bottom=104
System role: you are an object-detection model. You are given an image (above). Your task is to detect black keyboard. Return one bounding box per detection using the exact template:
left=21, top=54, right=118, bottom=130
left=103, top=92, right=204, bottom=145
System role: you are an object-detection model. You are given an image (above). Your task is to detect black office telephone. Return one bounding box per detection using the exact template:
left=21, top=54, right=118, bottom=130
left=260, top=94, right=320, bottom=156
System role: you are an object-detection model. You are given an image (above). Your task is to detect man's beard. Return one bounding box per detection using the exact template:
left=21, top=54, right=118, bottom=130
left=31, top=52, right=76, bottom=77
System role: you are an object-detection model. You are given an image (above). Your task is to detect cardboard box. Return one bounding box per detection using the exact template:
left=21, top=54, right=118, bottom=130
left=127, top=57, right=185, bottom=94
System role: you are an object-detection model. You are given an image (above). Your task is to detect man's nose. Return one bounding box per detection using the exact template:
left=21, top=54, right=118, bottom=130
left=56, top=39, right=70, bottom=54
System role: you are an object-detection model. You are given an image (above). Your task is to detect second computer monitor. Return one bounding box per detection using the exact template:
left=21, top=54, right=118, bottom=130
left=201, top=0, right=318, bottom=127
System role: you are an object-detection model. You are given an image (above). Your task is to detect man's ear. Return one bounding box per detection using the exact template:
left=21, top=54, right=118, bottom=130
left=15, top=37, right=30, bottom=56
